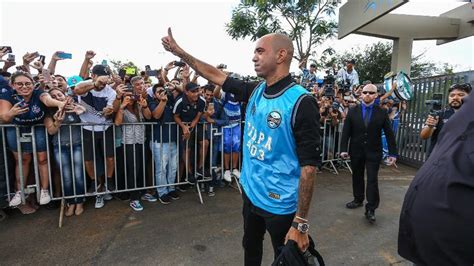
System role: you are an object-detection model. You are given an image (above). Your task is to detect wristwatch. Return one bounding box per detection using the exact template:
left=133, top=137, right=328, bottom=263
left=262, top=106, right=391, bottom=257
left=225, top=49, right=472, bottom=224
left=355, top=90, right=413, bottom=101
left=292, top=221, right=309, bottom=234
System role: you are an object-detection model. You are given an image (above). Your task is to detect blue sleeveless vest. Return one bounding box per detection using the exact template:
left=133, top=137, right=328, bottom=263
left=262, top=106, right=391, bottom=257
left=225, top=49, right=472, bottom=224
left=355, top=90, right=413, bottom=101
left=241, top=81, right=308, bottom=214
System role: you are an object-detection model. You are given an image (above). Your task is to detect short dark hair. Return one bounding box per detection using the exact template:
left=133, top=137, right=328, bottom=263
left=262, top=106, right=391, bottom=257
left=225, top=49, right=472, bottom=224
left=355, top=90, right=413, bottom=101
left=10, top=71, right=34, bottom=84
left=310, top=64, right=316, bottom=68
left=448, top=83, right=472, bottom=94
left=203, top=84, right=215, bottom=92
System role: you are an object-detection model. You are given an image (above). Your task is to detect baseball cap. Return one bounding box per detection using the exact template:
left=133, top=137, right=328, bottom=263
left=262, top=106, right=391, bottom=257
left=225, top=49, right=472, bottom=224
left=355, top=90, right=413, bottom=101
left=67, top=75, right=83, bottom=88
left=92, top=65, right=110, bottom=76
left=185, top=82, right=200, bottom=92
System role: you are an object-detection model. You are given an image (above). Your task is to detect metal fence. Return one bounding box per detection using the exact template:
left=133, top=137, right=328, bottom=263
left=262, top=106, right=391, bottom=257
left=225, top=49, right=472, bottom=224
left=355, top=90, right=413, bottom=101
left=0, top=118, right=350, bottom=218
left=0, top=121, right=244, bottom=218
left=396, top=71, right=474, bottom=167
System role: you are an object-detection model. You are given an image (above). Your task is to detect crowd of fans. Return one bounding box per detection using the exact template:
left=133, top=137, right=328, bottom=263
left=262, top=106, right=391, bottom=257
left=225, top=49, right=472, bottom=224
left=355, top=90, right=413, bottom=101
left=0, top=48, right=405, bottom=216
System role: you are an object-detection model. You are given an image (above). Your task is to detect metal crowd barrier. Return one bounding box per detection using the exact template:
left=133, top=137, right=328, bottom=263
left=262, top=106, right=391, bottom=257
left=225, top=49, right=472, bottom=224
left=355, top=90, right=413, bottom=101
left=0, top=121, right=243, bottom=216
left=320, top=119, right=352, bottom=175
left=0, top=119, right=353, bottom=223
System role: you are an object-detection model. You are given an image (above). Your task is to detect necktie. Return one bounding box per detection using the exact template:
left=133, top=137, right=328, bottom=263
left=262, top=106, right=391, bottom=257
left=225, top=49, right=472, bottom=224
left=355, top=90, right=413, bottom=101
left=364, top=107, right=370, bottom=127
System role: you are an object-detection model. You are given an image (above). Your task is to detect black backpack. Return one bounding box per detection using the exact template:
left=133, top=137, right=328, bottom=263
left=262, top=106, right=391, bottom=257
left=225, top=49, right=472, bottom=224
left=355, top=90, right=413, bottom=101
left=272, top=235, right=324, bottom=266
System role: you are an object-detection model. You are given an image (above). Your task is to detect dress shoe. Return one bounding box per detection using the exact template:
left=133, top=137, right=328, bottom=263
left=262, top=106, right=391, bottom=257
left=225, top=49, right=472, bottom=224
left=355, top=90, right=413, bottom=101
left=365, top=209, right=376, bottom=223
left=346, top=200, right=363, bottom=209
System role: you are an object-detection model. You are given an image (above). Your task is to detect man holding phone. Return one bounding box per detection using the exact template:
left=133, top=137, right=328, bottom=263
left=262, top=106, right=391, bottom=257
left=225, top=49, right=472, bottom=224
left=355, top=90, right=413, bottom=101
left=74, top=64, right=116, bottom=209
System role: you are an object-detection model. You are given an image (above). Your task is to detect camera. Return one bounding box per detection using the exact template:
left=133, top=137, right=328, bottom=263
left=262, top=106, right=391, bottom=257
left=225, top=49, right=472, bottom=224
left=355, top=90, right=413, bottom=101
left=425, top=93, right=443, bottom=117
left=174, top=61, right=186, bottom=67
left=217, top=63, right=227, bottom=69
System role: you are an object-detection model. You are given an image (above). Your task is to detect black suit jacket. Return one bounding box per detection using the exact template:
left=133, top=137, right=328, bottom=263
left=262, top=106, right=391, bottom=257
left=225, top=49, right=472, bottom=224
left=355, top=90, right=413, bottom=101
left=340, top=104, right=397, bottom=161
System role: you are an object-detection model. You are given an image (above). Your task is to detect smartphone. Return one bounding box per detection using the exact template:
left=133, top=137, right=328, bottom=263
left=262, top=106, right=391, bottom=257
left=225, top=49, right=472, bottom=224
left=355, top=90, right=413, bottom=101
left=43, top=69, right=51, bottom=82
left=39, top=55, right=45, bottom=65
left=0, top=46, right=13, bottom=53
left=125, top=67, right=136, bottom=75
left=174, top=61, right=186, bottom=67
left=146, top=70, right=158, bottom=76
left=57, top=52, right=72, bottom=59
left=208, top=102, right=215, bottom=112
left=126, top=83, right=133, bottom=91
left=145, top=65, right=151, bottom=71
left=7, top=54, right=15, bottom=62
left=31, top=51, right=40, bottom=58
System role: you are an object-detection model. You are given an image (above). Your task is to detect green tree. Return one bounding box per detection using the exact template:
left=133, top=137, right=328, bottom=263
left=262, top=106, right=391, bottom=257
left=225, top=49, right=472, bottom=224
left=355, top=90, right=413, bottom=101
left=225, top=0, right=338, bottom=66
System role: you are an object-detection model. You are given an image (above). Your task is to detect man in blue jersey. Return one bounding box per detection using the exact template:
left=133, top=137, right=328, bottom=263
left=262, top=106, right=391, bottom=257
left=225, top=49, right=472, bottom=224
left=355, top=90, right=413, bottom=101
left=162, top=28, right=321, bottom=265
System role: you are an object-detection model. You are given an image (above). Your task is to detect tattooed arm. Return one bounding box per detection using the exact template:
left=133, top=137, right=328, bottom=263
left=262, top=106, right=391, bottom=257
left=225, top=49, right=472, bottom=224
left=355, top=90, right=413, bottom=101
left=161, top=28, right=227, bottom=86
left=285, top=165, right=317, bottom=251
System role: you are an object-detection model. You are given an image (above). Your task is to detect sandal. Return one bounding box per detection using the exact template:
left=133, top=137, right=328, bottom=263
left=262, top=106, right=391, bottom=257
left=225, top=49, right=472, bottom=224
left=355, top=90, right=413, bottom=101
left=18, top=202, right=37, bottom=215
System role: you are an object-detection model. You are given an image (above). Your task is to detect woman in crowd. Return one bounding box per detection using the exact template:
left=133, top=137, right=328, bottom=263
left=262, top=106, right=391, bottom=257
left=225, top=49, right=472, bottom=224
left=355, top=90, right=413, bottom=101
left=44, top=88, right=86, bottom=216
left=0, top=72, right=65, bottom=210
left=114, top=82, right=152, bottom=211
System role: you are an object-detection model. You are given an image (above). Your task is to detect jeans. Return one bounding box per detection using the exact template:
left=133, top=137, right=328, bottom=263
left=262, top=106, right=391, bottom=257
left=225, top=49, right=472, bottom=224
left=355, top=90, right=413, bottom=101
left=150, top=141, right=177, bottom=197
left=53, top=144, right=85, bottom=204
left=6, top=125, right=48, bottom=153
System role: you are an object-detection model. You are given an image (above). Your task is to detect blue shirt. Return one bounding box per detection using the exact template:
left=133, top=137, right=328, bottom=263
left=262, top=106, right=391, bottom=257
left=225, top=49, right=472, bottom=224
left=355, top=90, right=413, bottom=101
left=241, top=82, right=308, bottom=215
left=3, top=89, right=47, bottom=126
left=362, top=103, right=374, bottom=123
left=148, top=95, right=178, bottom=143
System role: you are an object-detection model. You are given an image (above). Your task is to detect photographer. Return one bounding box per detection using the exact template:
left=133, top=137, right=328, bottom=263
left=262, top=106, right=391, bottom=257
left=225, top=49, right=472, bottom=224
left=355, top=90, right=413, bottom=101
left=420, top=83, right=471, bottom=154
left=336, top=59, right=359, bottom=90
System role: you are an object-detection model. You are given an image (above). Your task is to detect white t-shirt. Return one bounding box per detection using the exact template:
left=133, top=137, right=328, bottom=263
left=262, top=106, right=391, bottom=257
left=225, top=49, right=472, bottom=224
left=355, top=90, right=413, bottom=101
left=77, top=84, right=116, bottom=132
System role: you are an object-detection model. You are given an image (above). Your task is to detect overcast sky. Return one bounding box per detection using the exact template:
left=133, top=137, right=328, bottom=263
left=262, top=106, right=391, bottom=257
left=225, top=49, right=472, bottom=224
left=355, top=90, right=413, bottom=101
left=0, top=0, right=472, bottom=79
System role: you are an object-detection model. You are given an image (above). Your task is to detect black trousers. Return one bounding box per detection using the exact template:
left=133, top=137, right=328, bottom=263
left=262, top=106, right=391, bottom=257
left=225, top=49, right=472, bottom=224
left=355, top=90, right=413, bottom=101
left=242, top=191, right=295, bottom=266
left=350, top=155, right=381, bottom=211
left=123, top=144, right=145, bottom=201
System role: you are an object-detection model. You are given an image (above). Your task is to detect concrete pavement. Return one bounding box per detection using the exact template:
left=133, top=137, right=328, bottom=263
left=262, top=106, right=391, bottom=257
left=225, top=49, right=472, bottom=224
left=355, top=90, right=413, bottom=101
left=0, top=164, right=416, bottom=265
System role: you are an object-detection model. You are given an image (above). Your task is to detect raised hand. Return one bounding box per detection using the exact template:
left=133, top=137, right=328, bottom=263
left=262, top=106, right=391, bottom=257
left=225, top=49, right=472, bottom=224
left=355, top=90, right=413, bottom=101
left=85, top=50, right=96, bottom=60
left=52, top=51, right=65, bottom=61
left=161, top=28, right=182, bottom=56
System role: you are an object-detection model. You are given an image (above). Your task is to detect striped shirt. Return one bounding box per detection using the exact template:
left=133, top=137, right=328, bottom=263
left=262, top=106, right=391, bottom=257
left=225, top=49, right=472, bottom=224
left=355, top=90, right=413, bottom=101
left=121, top=109, right=145, bottom=145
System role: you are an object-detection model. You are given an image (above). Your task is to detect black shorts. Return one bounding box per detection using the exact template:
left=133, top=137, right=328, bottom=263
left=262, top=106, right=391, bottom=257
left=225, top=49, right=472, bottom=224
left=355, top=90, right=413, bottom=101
left=82, top=127, right=115, bottom=161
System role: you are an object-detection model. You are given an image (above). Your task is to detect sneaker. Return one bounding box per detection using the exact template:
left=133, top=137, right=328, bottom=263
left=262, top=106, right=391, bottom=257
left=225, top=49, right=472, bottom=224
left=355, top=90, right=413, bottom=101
left=39, top=189, right=51, bottom=205
left=141, top=193, right=157, bottom=202
left=130, top=200, right=144, bottom=211
left=103, top=189, right=113, bottom=201
left=208, top=187, right=215, bottom=197
left=9, top=191, right=22, bottom=207
left=232, top=169, right=241, bottom=179
left=95, top=196, right=105, bottom=209
left=158, top=194, right=172, bottom=204
left=188, top=173, right=196, bottom=185
left=177, top=184, right=188, bottom=192
left=168, top=191, right=180, bottom=200
left=224, top=170, right=232, bottom=182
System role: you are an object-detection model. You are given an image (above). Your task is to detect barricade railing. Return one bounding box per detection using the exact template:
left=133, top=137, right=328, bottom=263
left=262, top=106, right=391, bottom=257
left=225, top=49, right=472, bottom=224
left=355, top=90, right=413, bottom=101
left=1, top=119, right=352, bottom=223
left=0, top=121, right=243, bottom=218
left=320, top=119, right=352, bottom=175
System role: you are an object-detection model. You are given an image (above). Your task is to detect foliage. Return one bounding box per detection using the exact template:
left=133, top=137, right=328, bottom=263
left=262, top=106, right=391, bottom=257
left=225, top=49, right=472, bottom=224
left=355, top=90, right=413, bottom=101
left=225, top=0, right=339, bottom=66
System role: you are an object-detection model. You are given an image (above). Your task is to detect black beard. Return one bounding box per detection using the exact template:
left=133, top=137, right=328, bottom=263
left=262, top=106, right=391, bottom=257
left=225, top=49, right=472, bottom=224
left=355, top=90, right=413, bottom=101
left=450, top=101, right=461, bottom=109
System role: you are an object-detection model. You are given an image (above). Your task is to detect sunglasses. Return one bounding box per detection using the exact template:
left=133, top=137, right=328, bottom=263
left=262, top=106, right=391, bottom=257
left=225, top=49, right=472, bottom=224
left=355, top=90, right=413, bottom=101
left=362, top=91, right=376, bottom=95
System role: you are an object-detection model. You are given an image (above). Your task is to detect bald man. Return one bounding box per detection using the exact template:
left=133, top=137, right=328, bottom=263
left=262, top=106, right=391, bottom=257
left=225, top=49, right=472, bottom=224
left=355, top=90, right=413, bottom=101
left=162, top=29, right=321, bottom=265
left=340, top=84, right=398, bottom=223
